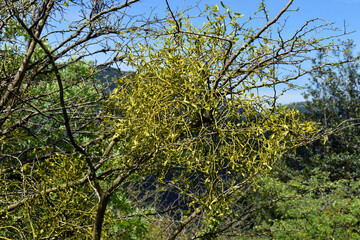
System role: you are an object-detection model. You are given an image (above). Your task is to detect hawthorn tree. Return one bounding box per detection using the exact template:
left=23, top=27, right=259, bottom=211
left=0, top=0, right=161, bottom=239
left=0, top=0, right=352, bottom=239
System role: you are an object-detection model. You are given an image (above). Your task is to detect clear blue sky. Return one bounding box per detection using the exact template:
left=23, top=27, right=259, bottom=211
left=127, top=0, right=360, bottom=103
left=134, top=0, right=360, bottom=43
left=48, top=0, right=360, bottom=103
left=145, top=0, right=360, bottom=44
left=235, top=0, right=360, bottom=103
left=69, top=0, right=357, bottom=103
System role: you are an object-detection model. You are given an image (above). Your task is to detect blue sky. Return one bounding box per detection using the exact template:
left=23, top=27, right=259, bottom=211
left=145, top=0, right=360, bottom=44
left=237, top=0, right=360, bottom=103
left=133, top=0, right=360, bottom=43
left=127, top=0, right=360, bottom=103
left=63, top=0, right=358, bottom=103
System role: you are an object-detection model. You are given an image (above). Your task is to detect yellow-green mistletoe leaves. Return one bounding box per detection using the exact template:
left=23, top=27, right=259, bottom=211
left=106, top=4, right=320, bottom=219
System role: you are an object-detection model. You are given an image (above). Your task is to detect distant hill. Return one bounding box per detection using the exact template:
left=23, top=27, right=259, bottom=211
left=95, top=66, right=132, bottom=92
left=284, top=101, right=311, bottom=114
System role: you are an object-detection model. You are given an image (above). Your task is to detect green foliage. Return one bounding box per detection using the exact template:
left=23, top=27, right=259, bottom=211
left=1, top=59, right=101, bottom=160
left=304, top=40, right=360, bottom=124
left=1, top=1, right=151, bottom=239
left=301, top=40, right=360, bottom=180
left=104, top=187, right=149, bottom=240
left=247, top=170, right=360, bottom=239
left=239, top=41, right=360, bottom=239
left=0, top=51, right=148, bottom=239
